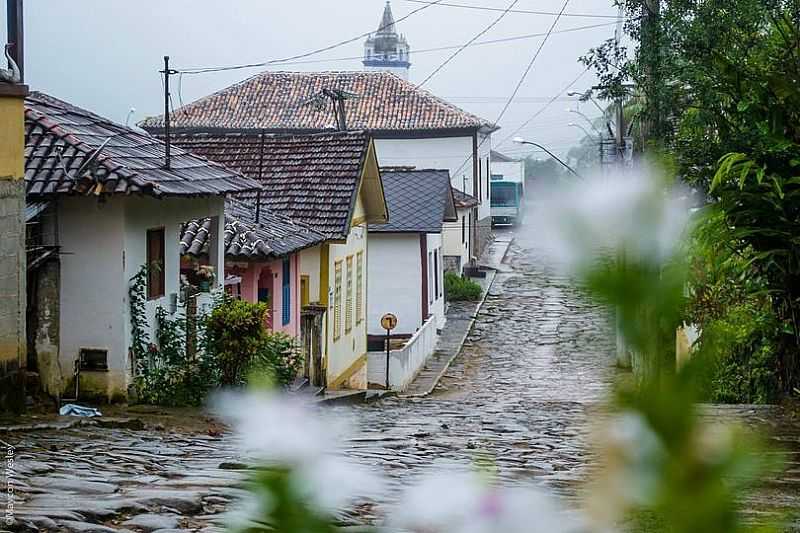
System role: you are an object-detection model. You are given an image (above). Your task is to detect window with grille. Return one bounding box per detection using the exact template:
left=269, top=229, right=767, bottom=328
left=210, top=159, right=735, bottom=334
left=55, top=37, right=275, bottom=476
left=333, top=261, right=343, bottom=340
left=356, top=251, right=364, bottom=324
left=146, top=228, right=165, bottom=300
left=345, top=256, right=353, bottom=333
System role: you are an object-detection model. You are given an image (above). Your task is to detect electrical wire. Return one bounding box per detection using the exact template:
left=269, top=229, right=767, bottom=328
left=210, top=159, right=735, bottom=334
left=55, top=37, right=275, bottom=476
left=402, top=0, right=626, bottom=19
left=177, top=0, right=448, bottom=74
left=416, top=0, right=520, bottom=88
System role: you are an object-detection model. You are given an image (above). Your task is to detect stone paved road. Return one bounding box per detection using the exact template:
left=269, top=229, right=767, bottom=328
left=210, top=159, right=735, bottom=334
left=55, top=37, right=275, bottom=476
left=5, top=232, right=799, bottom=532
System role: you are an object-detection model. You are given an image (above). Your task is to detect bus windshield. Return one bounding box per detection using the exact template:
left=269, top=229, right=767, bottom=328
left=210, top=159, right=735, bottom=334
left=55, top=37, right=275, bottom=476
left=491, top=183, right=519, bottom=207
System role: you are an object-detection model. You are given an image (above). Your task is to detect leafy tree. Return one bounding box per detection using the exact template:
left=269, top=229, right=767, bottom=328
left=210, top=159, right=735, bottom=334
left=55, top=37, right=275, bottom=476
left=585, top=0, right=800, bottom=397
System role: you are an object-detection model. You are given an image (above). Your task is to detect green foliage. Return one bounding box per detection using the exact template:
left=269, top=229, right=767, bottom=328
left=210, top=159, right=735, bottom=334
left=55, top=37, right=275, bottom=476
left=206, top=297, right=271, bottom=385
left=249, top=332, right=304, bottom=388
left=444, top=272, right=483, bottom=301
left=128, top=265, right=151, bottom=366
left=232, top=467, right=340, bottom=533
left=586, top=1, right=800, bottom=397
left=686, top=209, right=782, bottom=403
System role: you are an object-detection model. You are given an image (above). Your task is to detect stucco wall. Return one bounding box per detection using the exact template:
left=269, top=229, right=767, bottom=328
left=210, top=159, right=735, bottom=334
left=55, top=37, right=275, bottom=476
left=367, top=315, right=438, bottom=391
left=367, top=233, right=421, bottom=336
left=374, top=133, right=493, bottom=262
left=326, top=224, right=368, bottom=388
left=299, top=246, right=322, bottom=304
left=232, top=255, right=301, bottom=338
left=58, top=195, right=224, bottom=401
left=443, top=208, right=472, bottom=272
left=426, top=233, right=446, bottom=330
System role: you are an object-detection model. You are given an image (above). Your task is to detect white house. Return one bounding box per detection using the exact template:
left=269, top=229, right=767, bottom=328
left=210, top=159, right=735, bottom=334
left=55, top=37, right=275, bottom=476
left=366, top=169, right=457, bottom=390
left=139, top=71, right=498, bottom=275
left=24, top=92, right=259, bottom=402
left=491, top=150, right=526, bottom=195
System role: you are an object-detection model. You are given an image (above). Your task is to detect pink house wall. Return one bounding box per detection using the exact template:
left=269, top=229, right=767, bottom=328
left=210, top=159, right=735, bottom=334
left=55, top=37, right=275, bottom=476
left=229, top=254, right=301, bottom=338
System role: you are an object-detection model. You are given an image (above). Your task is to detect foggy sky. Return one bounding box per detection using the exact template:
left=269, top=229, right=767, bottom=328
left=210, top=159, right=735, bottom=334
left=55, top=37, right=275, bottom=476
left=3, top=0, right=621, bottom=158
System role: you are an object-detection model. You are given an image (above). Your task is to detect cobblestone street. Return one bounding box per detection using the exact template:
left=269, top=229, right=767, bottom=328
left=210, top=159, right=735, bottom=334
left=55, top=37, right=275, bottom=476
left=4, top=234, right=799, bottom=532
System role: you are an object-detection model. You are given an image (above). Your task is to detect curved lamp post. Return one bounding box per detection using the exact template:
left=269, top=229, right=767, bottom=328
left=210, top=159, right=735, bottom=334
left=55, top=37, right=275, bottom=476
left=567, top=108, right=604, bottom=137
left=567, top=90, right=607, bottom=116
left=512, top=137, right=582, bottom=179
left=568, top=122, right=598, bottom=143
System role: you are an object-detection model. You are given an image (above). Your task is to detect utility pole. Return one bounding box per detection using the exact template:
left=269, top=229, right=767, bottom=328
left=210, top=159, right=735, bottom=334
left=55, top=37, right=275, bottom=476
left=160, top=56, right=178, bottom=169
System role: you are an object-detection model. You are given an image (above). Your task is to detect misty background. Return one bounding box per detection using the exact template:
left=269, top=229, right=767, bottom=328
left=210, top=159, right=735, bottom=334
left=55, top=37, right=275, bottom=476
left=2, top=0, right=622, bottom=159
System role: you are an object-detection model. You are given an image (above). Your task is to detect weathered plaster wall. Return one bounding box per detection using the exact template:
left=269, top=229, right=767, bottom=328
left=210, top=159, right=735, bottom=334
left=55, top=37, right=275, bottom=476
left=58, top=195, right=225, bottom=401
left=0, top=91, right=27, bottom=413
left=32, top=260, right=62, bottom=398
left=442, top=208, right=472, bottom=273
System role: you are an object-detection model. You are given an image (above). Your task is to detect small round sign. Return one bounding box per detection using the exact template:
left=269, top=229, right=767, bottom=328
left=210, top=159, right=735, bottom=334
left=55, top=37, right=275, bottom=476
left=380, top=313, right=398, bottom=331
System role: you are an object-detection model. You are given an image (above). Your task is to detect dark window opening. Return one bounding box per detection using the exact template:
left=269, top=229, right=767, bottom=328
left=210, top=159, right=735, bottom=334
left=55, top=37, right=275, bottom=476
left=147, top=228, right=165, bottom=299
left=282, top=258, right=291, bottom=326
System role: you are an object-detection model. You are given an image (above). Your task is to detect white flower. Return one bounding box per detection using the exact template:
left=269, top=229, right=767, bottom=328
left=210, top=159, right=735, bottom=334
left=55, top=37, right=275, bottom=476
left=213, top=391, right=383, bottom=516
left=523, top=170, right=690, bottom=273
left=388, top=467, right=577, bottom=533
left=213, top=390, right=344, bottom=464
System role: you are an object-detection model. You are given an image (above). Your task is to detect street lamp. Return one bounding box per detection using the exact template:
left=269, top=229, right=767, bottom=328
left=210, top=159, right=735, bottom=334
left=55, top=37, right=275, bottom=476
left=567, top=90, right=607, bottom=116
left=568, top=122, right=598, bottom=143
left=567, top=108, right=603, bottom=137
left=512, top=137, right=581, bottom=179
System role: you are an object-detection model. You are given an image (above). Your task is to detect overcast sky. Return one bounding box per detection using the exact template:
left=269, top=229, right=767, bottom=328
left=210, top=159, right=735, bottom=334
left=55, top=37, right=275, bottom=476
left=3, top=0, right=622, bottom=158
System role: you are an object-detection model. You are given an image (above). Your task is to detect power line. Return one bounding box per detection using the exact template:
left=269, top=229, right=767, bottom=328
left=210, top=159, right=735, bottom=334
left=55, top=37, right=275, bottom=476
left=494, top=0, right=571, bottom=126
left=176, top=21, right=617, bottom=71
left=448, top=0, right=572, bottom=186
left=177, top=0, right=447, bottom=74
left=402, top=0, right=625, bottom=19
left=495, top=66, right=590, bottom=148
left=416, top=0, right=520, bottom=88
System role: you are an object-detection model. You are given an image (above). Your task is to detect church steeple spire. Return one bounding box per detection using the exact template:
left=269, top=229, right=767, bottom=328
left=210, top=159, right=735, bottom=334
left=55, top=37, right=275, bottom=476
left=377, top=1, right=396, bottom=34
left=363, top=1, right=411, bottom=80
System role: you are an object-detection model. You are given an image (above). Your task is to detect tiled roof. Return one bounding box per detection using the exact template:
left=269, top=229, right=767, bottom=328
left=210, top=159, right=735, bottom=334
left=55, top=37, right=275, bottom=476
left=24, top=92, right=260, bottom=198
left=170, top=131, right=372, bottom=239
left=453, top=188, right=479, bottom=209
left=491, top=150, right=519, bottom=163
left=370, top=169, right=456, bottom=233
left=181, top=198, right=326, bottom=260
left=139, top=71, right=495, bottom=133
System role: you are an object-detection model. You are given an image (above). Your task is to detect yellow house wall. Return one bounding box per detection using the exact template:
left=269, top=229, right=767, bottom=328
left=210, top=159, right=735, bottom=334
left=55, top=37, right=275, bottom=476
left=326, top=223, right=368, bottom=390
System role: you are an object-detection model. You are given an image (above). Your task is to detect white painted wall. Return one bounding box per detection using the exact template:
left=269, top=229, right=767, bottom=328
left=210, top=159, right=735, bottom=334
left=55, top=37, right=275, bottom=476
left=299, top=245, right=322, bottom=303
left=492, top=159, right=526, bottom=192
left=426, top=232, right=446, bottom=330
left=442, top=208, right=472, bottom=271
left=374, top=134, right=494, bottom=259
left=367, top=233, right=421, bottom=336
left=367, top=315, right=438, bottom=390
left=58, top=197, right=127, bottom=391
left=58, top=195, right=225, bottom=397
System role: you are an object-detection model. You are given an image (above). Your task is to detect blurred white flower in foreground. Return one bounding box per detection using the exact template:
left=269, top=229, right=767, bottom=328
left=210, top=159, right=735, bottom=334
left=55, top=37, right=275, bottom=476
left=388, top=467, right=578, bottom=533
left=525, top=171, right=690, bottom=272
left=214, top=391, right=383, bottom=515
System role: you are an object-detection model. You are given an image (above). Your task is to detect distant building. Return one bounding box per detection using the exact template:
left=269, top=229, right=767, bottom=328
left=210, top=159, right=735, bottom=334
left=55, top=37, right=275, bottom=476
left=363, top=1, right=411, bottom=80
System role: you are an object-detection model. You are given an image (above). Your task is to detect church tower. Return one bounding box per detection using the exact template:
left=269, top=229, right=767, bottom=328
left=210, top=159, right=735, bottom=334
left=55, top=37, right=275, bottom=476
left=363, top=1, right=411, bottom=80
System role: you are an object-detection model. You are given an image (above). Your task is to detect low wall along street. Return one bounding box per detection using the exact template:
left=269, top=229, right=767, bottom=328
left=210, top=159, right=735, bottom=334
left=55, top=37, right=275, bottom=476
left=368, top=316, right=438, bottom=391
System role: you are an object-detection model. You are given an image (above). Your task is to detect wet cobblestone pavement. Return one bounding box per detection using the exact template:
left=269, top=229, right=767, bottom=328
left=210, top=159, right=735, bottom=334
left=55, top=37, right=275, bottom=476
left=4, top=237, right=799, bottom=532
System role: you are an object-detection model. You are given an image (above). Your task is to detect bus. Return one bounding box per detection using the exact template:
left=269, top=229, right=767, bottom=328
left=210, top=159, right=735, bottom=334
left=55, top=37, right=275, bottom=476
left=491, top=180, right=524, bottom=226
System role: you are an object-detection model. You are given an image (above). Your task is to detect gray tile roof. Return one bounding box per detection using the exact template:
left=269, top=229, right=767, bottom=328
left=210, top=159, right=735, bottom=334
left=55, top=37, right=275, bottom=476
left=24, top=92, right=260, bottom=198
left=138, top=71, right=496, bottom=134
left=370, top=169, right=457, bottom=234
left=170, top=131, right=377, bottom=239
left=181, top=198, right=326, bottom=260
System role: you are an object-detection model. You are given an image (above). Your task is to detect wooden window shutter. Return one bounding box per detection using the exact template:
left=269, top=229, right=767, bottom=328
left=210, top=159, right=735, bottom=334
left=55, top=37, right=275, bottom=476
left=345, top=256, right=353, bottom=333
left=333, top=261, right=343, bottom=340
left=146, top=228, right=165, bottom=300
left=282, top=258, right=291, bottom=326
left=356, top=252, right=364, bottom=324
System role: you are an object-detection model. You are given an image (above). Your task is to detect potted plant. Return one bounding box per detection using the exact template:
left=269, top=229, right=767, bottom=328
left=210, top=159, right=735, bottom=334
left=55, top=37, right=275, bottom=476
left=195, top=264, right=215, bottom=292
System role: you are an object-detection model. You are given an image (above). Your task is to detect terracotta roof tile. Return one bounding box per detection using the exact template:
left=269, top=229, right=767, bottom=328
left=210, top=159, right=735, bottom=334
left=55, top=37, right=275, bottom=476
left=24, top=92, right=259, bottom=198
left=139, top=71, right=495, bottom=133
left=171, top=131, right=370, bottom=239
